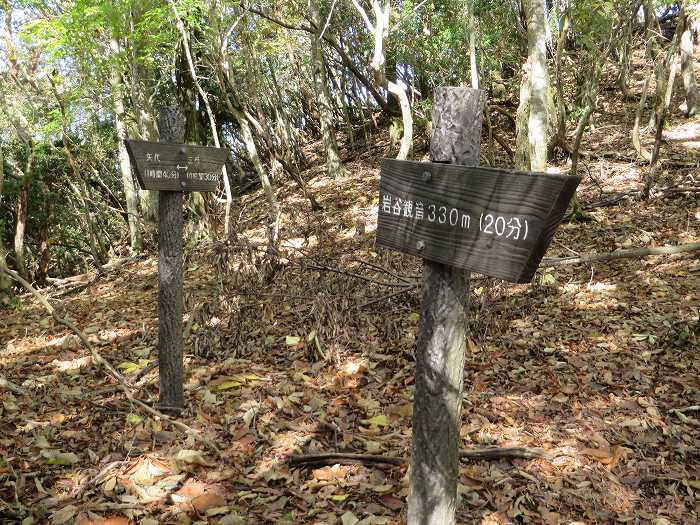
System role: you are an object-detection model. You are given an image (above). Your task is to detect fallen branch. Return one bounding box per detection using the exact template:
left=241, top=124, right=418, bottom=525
left=1, top=266, right=222, bottom=458
left=303, top=263, right=411, bottom=288
left=360, top=285, right=418, bottom=308
left=0, top=376, right=28, bottom=396
left=583, top=185, right=700, bottom=210
left=541, top=242, right=700, bottom=267
left=287, top=447, right=548, bottom=468
left=672, top=405, right=700, bottom=413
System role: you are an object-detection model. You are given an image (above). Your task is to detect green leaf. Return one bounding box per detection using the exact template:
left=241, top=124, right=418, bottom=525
left=285, top=336, right=301, bottom=346
left=361, top=414, right=389, bottom=430
left=126, top=413, right=143, bottom=426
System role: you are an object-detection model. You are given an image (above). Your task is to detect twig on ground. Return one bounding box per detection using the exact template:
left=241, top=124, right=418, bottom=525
left=672, top=405, right=700, bottom=413
left=360, top=285, right=418, bottom=308
left=352, top=257, right=415, bottom=284
left=583, top=185, right=700, bottom=210
left=303, top=263, right=412, bottom=288
left=541, top=242, right=700, bottom=267
left=0, top=376, right=28, bottom=396
left=287, top=447, right=548, bottom=468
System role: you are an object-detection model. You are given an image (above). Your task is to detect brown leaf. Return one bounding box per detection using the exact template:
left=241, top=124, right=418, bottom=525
left=379, top=494, right=404, bottom=511
left=192, top=492, right=227, bottom=513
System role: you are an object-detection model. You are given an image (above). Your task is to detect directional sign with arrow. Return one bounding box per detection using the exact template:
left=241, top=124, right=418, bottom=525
left=125, top=140, right=229, bottom=192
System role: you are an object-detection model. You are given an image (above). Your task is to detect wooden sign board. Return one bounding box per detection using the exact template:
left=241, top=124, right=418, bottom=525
left=125, top=140, right=229, bottom=192
left=376, top=159, right=580, bottom=283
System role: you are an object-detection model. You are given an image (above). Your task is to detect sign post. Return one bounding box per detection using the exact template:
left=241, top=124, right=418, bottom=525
left=125, top=107, right=228, bottom=414
left=375, top=88, right=580, bottom=525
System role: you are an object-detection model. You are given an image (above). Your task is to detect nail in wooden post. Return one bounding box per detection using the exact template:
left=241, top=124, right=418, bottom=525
left=157, top=107, right=185, bottom=413
left=407, top=87, right=483, bottom=525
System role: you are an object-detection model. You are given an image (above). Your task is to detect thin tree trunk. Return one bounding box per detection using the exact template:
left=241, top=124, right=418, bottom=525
left=632, top=68, right=653, bottom=161
left=570, top=61, right=600, bottom=177
left=553, top=9, right=572, bottom=154
left=644, top=48, right=680, bottom=198
left=0, top=144, right=12, bottom=305
left=109, top=37, right=142, bottom=253
left=618, top=16, right=634, bottom=98
left=13, top=155, right=32, bottom=281
left=309, top=0, right=345, bottom=177
left=680, top=13, right=700, bottom=116
left=526, top=0, right=551, bottom=171
left=643, top=21, right=682, bottom=198
left=515, top=61, right=532, bottom=170
left=466, top=0, right=479, bottom=89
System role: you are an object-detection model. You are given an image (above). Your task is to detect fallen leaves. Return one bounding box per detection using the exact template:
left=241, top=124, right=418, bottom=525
left=1, top=111, right=699, bottom=525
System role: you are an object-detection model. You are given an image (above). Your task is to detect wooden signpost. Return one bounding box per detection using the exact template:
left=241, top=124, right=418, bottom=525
left=375, top=88, right=579, bottom=525
left=125, top=107, right=228, bottom=414
left=125, top=140, right=229, bottom=193
left=377, top=160, right=580, bottom=283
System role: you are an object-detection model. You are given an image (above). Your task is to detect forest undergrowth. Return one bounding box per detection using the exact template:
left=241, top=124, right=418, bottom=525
left=1, top=58, right=699, bottom=525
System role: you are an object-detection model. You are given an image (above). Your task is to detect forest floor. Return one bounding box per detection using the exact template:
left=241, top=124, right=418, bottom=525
left=2, top=66, right=700, bottom=525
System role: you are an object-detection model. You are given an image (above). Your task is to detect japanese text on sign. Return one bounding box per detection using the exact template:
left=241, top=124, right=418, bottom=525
left=380, top=192, right=529, bottom=241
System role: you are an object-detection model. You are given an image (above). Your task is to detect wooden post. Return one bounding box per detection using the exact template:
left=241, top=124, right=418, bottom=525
left=407, top=87, right=483, bottom=525
left=157, top=107, right=185, bottom=413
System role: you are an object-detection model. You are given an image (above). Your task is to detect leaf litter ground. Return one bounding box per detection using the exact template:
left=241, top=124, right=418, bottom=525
left=1, top=82, right=700, bottom=525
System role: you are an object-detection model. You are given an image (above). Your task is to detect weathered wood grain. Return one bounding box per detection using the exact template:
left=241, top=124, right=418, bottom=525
left=157, top=107, right=185, bottom=412
left=407, top=86, right=481, bottom=525
left=377, top=160, right=580, bottom=283
left=125, top=140, right=228, bottom=192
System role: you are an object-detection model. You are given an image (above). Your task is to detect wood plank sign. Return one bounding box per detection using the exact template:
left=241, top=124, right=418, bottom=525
left=125, top=140, right=228, bottom=192
left=376, top=159, right=580, bottom=283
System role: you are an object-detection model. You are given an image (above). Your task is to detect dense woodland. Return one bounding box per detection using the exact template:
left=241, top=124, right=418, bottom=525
left=0, top=0, right=699, bottom=524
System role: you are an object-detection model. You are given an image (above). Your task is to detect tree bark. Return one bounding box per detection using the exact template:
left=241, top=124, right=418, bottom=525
left=525, top=0, right=551, bottom=171
left=13, top=156, right=32, bottom=281
left=0, top=143, right=12, bottom=305
left=309, top=0, right=346, bottom=177
left=515, top=61, right=531, bottom=170
left=109, top=37, right=142, bottom=252
left=157, top=107, right=186, bottom=413
left=680, top=10, right=700, bottom=116
left=407, top=87, right=483, bottom=525
left=644, top=23, right=682, bottom=198
left=553, top=8, right=571, bottom=154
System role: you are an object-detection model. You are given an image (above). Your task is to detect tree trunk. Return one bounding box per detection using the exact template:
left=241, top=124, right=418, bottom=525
left=0, top=144, right=13, bottom=305
left=13, top=153, right=32, bottom=281
left=525, top=0, right=551, bottom=171
left=407, top=87, right=483, bottom=525
left=680, top=13, right=700, bottom=116
left=515, top=61, right=532, bottom=170
left=109, top=37, right=142, bottom=253
left=553, top=9, right=571, bottom=154
left=309, top=0, right=345, bottom=178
